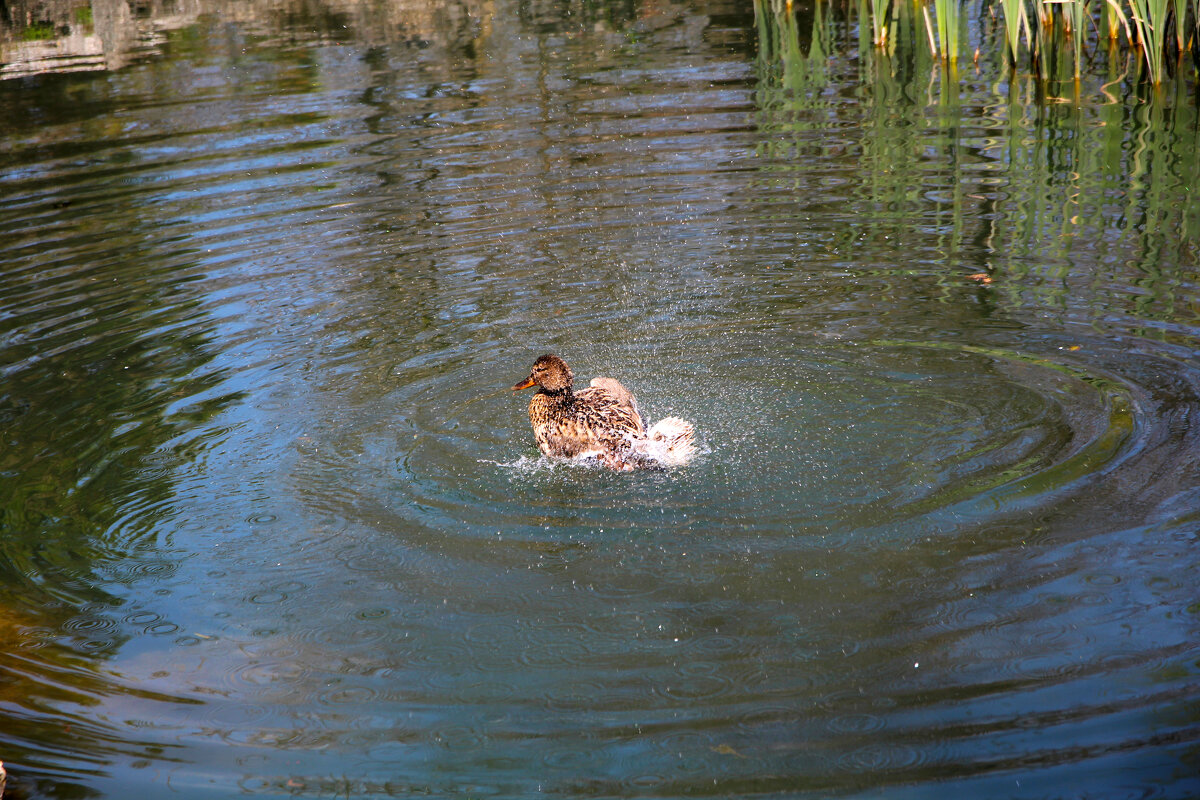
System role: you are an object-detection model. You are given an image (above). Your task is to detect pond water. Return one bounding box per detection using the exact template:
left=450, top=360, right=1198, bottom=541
left=2, top=0, right=1199, bottom=797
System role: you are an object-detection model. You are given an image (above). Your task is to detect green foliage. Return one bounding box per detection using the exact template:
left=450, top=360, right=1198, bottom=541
left=999, top=0, right=1031, bottom=63
left=933, top=0, right=962, bottom=61
left=1128, top=0, right=1171, bottom=82
left=831, top=0, right=1198, bottom=85
left=870, top=0, right=893, bottom=44
left=21, top=22, right=57, bottom=41
left=1068, top=0, right=1088, bottom=78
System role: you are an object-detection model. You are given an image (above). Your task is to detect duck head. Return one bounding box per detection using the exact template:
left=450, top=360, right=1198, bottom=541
left=512, top=354, right=574, bottom=393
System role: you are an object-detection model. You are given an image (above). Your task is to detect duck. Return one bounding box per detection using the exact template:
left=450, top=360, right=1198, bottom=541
left=511, top=353, right=696, bottom=471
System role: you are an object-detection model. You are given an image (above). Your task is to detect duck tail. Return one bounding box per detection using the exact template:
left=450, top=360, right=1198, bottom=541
left=646, top=416, right=697, bottom=465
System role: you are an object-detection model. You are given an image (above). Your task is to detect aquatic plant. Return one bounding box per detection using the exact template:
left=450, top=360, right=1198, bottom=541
left=998, top=0, right=1032, bottom=63
left=1066, top=0, right=1088, bottom=78
left=869, top=0, right=893, bottom=45
left=932, top=0, right=963, bottom=62
left=1128, top=0, right=1171, bottom=82
left=756, top=0, right=1198, bottom=86
left=753, top=0, right=1200, bottom=324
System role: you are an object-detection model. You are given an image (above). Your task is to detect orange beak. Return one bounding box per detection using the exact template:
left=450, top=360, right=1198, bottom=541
left=511, top=376, right=536, bottom=391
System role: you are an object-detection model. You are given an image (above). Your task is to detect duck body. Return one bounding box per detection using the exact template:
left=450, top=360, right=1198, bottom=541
left=512, top=354, right=696, bottom=471
left=527, top=378, right=644, bottom=464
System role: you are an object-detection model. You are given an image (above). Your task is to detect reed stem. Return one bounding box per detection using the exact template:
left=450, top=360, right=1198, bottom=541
left=761, top=0, right=1196, bottom=89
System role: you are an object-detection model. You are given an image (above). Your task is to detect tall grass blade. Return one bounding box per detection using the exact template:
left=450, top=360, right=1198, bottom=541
left=922, top=1, right=939, bottom=56
left=1030, top=0, right=1053, bottom=73
left=1129, top=0, right=1170, bottom=83
left=1105, top=0, right=1132, bottom=41
left=870, top=0, right=893, bottom=45
left=764, top=0, right=1193, bottom=88
left=1170, top=0, right=1187, bottom=53
left=998, top=0, right=1029, bottom=63
left=1074, top=0, right=1087, bottom=78
left=932, top=0, right=961, bottom=61
left=1067, top=0, right=1087, bottom=78
left=1041, top=0, right=1088, bottom=77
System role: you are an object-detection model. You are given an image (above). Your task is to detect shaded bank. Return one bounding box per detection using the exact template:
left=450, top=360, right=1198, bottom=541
left=4, top=0, right=1199, bottom=89
left=0, top=0, right=491, bottom=76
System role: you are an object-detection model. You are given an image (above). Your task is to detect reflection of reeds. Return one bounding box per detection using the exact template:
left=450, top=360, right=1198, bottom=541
left=753, top=0, right=1200, bottom=333
left=754, top=0, right=833, bottom=141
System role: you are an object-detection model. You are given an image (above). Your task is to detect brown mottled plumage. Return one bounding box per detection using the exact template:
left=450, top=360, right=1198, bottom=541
left=511, top=354, right=695, bottom=471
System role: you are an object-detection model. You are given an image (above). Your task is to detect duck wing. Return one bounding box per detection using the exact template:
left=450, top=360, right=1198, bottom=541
left=575, top=382, right=645, bottom=440
left=576, top=381, right=643, bottom=431
left=587, top=377, right=640, bottom=418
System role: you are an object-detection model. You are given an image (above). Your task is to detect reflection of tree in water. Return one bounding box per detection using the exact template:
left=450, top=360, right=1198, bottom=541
left=0, top=0, right=731, bottom=77
left=1, top=0, right=493, bottom=76
left=0, top=213, right=232, bottom=798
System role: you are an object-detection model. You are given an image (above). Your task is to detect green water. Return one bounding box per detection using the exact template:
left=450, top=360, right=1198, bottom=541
left=1, top=1, right=1199, bottom=798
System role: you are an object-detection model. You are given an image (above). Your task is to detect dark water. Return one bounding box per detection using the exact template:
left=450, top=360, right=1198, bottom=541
left=2, top=0, right=1199, bottom=797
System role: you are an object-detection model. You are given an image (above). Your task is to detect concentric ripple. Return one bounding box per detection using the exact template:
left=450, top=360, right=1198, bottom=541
left=332, top=329, right=1152, bottom=550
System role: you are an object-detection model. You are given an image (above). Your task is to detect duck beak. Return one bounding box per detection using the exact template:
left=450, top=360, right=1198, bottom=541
left=511, top=376, right=536, bottom=391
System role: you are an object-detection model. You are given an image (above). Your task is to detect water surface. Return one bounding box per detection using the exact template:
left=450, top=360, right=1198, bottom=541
left=2, top=0, right=1199, bottom=797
